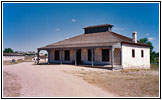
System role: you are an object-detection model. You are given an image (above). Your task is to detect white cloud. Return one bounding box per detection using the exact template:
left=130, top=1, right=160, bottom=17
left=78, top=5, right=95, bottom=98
left=113, top=27, right=125, bottom=32
left=56, top=28, right=60, bottom=31
left=148, top=37, right=155, bottom=41
left=72, top=18, right=77, bottom=22
left=146, top=33, right=149, bottom=36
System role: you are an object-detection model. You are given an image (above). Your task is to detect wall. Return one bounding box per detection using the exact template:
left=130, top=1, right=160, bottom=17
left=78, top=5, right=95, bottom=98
left=62, top=49, right=75, bottom=64
left=122, top=44, right=150, bottom=69
left=3, top=56, right=25, bottom=61
left=49, top=49, right=75, bottom=64
left=94, top=48, right=111, bottom=65
left=49, top=48, right=111, bottom=65
left=80, top=48, right=111, bottom=65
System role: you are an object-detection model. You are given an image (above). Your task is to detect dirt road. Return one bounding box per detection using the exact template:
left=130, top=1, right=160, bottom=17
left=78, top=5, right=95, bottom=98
left=3, top=62, right=115, bottom=97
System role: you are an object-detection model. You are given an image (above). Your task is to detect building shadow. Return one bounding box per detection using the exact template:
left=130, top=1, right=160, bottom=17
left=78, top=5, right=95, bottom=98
left=33, top=62, right=113, bottom=70
left=76, top=64, right=113, bottom=70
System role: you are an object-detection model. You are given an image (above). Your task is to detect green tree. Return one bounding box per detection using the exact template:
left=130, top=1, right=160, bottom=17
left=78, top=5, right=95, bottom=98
left=44, top=54, right=48, bottom=56
left=139, top=38, right=155, bottom=63
left=3, top=48, right=14, bottom=53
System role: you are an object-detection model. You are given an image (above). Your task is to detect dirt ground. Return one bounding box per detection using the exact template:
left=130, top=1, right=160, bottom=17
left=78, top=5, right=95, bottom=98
left=3, top=71, right=21, bottom=97
left=66, top=69, right=159, bottom=97
left=3, top=60, right=23, bottom=65
left=3, top=62, right=159, bottom=97
left=3, top=62, right=114, bottom=97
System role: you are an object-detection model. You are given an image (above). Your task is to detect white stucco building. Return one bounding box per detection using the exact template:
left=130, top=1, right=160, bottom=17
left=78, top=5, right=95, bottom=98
left=37, top=24, right=150, bottom=69
left=3, top=53, right=25, bottom=61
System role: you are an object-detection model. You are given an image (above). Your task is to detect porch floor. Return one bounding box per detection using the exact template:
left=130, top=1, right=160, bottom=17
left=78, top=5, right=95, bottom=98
left=37, top=62, right=122, bottom=70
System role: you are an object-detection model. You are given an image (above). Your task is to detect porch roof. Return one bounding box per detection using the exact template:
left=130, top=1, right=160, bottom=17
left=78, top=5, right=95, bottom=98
left=38, top=31, right=150, bottom=50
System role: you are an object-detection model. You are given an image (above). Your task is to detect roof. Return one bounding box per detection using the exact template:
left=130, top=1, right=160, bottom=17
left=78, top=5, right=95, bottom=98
left=3, top=53, right=24, bottom=56
left=83, top=24, right=114, bottom=29
left=38, top=31, right=150, bottom=50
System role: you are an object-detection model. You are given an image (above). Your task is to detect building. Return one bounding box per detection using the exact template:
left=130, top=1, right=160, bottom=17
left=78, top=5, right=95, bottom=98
left=3, top=53, right=25, bottom=61
left=38, top=24, right=150, bottom=69
left=33, top=55, right=48, bottom=63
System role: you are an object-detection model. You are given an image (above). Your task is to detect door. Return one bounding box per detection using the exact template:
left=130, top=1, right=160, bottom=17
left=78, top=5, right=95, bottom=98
left=114, top=48, right=121, bottom=65
left=77, top=49, right=81, bottom=64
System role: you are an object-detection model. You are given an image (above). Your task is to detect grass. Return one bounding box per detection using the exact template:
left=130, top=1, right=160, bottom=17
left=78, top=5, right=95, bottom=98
left=69, top=69, right=159, bottom=97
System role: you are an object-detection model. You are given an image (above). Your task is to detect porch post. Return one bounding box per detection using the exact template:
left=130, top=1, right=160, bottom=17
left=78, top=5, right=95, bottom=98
left=120, top=48, right=122, bottom=66
left=111, top=47, right=114, bottom=69
left=91, top=48, right=94, bottom=66
left=60, top=49, right=63, bottom=64
left=47, top=50, right=50, bottom=64
left=37, top=49, right=40, bottom=64
left=75, top=48, right=77, bottom=65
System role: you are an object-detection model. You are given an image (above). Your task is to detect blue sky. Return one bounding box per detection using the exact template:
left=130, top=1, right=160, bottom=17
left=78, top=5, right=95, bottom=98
left=3, top=3, right=159, bottom=52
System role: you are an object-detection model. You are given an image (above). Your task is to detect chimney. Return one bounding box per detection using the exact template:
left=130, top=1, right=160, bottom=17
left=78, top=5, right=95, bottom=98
left=132, top=31, right=137, bottom=43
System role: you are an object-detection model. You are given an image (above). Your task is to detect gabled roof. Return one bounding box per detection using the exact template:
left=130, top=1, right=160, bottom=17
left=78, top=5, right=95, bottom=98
left=38, top=31, right=150, bottom=50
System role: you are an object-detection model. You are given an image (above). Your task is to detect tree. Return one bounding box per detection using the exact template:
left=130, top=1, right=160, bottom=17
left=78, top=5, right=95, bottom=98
left=3, top=48, right=14, bottom=53
left=139, top=38, right=155, bottom=63
left=44, top=54, right=48, bottom=56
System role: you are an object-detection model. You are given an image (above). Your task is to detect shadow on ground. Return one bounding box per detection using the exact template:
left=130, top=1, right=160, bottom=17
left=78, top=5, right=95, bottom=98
left=33, top=63, right=113, bottom=70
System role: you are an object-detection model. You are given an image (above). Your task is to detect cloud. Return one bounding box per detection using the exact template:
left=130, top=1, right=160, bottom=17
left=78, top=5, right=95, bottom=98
left=148, top=37, right=155, bottom=41
left=113, top=27, right=125, bottom=32
left=72, top=18, right=77, bottom=22
left=146, top=33, right=149, bottom=36
left=56, top=28, right=60, bottom=31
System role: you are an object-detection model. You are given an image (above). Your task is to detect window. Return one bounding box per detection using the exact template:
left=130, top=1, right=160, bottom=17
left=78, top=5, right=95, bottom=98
left=55, top=50, right=60, bottom=60
left=88, top=49, right=91, bottom=61
left=141, top=50, right=144, bottom=57
left=102, top=49, right=109, bottom=61
left=65, top=50, right=70, bottom=61
left=132, top=49, right=135, bottom=58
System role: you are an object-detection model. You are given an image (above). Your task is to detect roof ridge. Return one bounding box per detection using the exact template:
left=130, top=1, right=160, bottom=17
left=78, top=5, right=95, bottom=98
left=110, top=32, right=148, bottom=44
left=110, top=32, right=133, bottom=41
left=109, top=32, right=123, bottom=42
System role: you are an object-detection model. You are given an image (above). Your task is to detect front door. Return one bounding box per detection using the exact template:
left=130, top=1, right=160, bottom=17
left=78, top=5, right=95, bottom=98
left=77, top=49, right=81, bottom=64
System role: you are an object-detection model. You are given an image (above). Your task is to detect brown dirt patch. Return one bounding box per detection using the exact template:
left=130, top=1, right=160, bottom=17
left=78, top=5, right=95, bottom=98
left=68, top=70, right=159, bottom=97
left=3, top=71, right=21, bottom=97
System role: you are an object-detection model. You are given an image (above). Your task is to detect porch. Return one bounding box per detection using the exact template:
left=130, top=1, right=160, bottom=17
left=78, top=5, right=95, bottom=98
left=37, top=46, right=122, bottom=69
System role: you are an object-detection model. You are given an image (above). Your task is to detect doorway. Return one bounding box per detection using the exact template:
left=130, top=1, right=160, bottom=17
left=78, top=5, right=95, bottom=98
left=114, top=48, right=121, bottom=65
left=77, top=49, right=82, bottom=64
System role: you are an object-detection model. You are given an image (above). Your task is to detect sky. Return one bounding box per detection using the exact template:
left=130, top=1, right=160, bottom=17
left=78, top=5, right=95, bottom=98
left=3, top=3, right=159, bottom=52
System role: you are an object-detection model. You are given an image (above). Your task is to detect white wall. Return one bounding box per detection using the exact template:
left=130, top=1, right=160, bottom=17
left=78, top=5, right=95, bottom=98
left=3, top=56, right=25, bottom=61
left=122, top=44, right=150, bottom=69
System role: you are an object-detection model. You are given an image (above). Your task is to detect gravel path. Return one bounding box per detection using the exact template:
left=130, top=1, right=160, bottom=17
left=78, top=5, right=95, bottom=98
left=3, top=62, right=115, bottom=97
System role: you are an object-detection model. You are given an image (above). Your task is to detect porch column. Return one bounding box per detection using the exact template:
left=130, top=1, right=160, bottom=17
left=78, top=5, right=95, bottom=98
left=111, top=47, right=114, bottom=68
left=91, top=48, right=94, bottom=66
left=120, top=48, right=122, bottom=66
left=47, top=50, right=50, bottom=64
left=60, top=49, right=63, bottom=64
left=37, top=49, right=40, bottom=64
left=74, top=48, right=77, bottom=65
